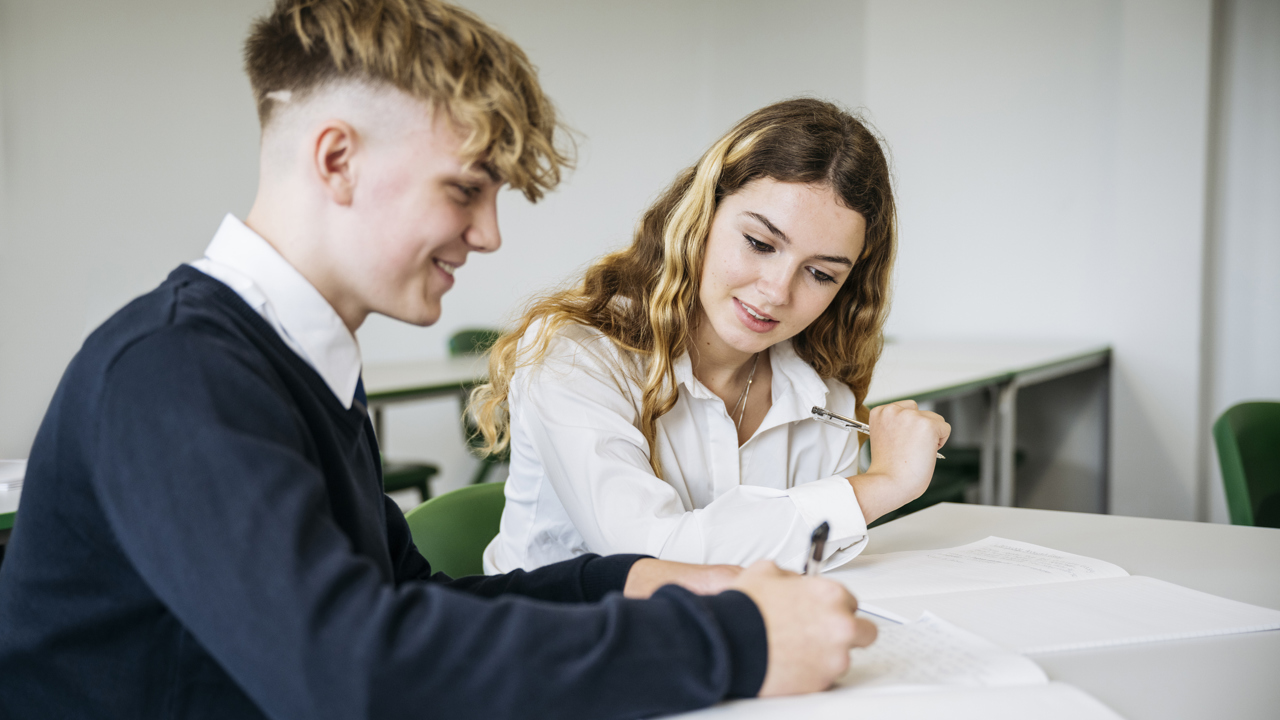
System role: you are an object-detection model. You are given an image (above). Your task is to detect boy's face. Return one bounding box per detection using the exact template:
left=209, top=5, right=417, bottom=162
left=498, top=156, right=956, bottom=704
left=324, top=105, right=503, bottom=329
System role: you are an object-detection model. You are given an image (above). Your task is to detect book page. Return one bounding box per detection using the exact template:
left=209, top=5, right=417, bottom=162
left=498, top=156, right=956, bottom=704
left=827, top=536, right=1128, bottom=601
left=670, top=682, right=1124, bottom=720
left=839, top=612, right=1047, bottom=691
left=869, top=575, right=1280, bottom=655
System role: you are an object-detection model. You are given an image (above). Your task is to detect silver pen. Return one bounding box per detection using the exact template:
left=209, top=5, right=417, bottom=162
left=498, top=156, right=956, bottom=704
left=811, top=406, right=946, bottom=459
left=803, top=521, right=830, bottom=576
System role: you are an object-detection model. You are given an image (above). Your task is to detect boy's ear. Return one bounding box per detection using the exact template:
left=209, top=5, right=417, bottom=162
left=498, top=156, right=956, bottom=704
left=313, top=121, right=358, bottom=206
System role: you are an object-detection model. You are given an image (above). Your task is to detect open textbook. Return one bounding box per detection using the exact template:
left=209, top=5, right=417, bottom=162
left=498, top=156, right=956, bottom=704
left=670, top=611, right=1124, bottom=719
left=826, top=536, right=1280, bottom=654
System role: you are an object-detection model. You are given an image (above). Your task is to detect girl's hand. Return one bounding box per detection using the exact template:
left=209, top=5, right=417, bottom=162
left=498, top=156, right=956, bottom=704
left=848, top=400, right=951, bottom=523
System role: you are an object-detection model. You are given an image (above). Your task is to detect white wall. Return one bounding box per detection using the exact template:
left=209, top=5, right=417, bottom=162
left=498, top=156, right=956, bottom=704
left=1, top=0, right=1270, bottom=518
left=863, top=0, right=1215, bottom=519
left=1203, top=0, right=1280, bottom=523
left=0, top=0, right=264, bottom=458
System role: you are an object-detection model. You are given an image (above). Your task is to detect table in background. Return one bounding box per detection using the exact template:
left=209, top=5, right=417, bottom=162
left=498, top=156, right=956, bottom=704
left=853, top=503, right=1280, bottom=720
left=866, top=341, right=1111, bottom=509
left=362, top=354, right=488, bottom=440
left=0, top=488, right=18, bottom=533
left=362, top=340, right=1111, bottom=510
left=1, top=461, right=23, bottom=547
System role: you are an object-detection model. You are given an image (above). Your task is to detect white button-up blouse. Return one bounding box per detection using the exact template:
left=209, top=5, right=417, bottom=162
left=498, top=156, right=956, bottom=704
left=482, top=322, right=870, bottom=574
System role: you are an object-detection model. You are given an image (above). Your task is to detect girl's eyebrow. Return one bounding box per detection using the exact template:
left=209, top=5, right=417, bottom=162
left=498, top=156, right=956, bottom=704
left=742, top=211, right=853, bottom=267
left=744, top=211, right=789, bottom=243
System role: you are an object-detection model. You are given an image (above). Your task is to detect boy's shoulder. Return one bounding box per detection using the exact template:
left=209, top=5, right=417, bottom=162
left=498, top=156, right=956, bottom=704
left=81, top=265, right=262, bottom=368
left=61, top=266, right=286, bottom=414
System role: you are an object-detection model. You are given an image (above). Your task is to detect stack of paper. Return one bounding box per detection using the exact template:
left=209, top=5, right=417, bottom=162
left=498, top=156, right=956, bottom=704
left=671, top=536, right=1280, bottom=719
left=827, top=537, right=1280, bottom=654
left=672, top=611, right=1123, bottom=719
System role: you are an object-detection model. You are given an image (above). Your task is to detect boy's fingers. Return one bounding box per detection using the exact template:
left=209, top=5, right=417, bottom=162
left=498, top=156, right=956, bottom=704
left=852, top=617, right=878, bottom=648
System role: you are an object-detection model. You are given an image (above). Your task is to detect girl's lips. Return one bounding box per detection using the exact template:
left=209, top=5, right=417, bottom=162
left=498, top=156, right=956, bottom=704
left=734, top=298, right=778, bottom=333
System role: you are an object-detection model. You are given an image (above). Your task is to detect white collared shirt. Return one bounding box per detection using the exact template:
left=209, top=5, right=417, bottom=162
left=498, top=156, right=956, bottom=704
left=190, top=214, right=362, bottom=408
left=483, top=322, right=870, bottom=574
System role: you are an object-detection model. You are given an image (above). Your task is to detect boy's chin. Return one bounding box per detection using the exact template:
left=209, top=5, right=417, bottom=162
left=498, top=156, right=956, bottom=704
left=384, top=301, right=442, bottom=327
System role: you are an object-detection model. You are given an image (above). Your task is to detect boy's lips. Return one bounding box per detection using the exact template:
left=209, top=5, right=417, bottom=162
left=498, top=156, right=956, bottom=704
left=433, top=258, right=462, bottom=276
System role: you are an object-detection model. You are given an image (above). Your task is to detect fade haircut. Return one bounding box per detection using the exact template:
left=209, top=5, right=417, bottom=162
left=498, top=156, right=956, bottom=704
left=244, top=0, right=570, bottom=201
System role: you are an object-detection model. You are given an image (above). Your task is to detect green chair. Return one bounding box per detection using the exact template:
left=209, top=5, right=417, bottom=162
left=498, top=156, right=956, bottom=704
left=404, top=481, right=506, bottom=577
left=1213, top=401, right=1280, bottom=528
left=449, top=328, right=509, bottom=485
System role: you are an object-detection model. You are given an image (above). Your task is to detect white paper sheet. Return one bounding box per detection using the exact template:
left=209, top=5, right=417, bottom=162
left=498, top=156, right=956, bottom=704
left=669, top=682, right=1124, bottom=720
left=827, top=536, right=1129, bottom=601
left=839, top=612, right=1047, bottom=691
left=869, top=575, right=1280, bottom=654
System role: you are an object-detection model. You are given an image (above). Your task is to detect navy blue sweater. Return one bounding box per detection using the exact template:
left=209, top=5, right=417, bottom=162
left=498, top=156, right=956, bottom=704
left=0, top=266, right=766, bottom=719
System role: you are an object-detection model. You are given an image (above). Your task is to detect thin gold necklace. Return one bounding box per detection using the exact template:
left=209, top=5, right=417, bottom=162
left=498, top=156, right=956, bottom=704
left=731, top=353, right=761, bottom=429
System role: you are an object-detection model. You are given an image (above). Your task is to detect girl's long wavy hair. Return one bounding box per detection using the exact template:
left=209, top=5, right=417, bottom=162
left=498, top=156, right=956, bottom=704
left=470, top=98, right=897, bottom=477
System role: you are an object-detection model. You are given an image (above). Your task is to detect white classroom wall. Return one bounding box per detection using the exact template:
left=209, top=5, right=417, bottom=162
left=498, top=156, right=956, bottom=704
left=0, top=0, right=1274, bottom=520
left=863, top=0, right=1216, bottom=520
left=1203, top=0, right=1280, bottom=523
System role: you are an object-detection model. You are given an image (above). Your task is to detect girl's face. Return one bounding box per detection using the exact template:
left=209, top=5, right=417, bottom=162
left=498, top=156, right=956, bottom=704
left=696, top=178, right=866, bottom=360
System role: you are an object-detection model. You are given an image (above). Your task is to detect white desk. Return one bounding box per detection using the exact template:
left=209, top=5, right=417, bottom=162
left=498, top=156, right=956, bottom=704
left=867, top=341, right=1111, bottom=508
left=885, top=505, right=1280, bottom=720
left=712, top=503, right=1277, bottom=720
left=362, top=340, right=1111, bottom=507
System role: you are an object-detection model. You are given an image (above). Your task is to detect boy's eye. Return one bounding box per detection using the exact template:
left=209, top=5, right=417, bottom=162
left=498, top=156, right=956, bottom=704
left=744, top=235, right=774, bottom=254
left=453, top=184, right=480, bottom=201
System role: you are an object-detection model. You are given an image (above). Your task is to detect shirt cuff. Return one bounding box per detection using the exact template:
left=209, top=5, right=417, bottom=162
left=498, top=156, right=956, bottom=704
left=580, top=553, right=650, bottom=601
left=785, top=476, right=869, bottom=567
left=693, top=589, right=768, bottom=698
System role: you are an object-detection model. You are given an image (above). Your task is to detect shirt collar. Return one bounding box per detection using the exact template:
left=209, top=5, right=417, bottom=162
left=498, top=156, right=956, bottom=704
left=765, top=339, right=832, bottom=422
left=195, top=214, right=362, bottom=409
left=673, top=339, right=830, bottom=423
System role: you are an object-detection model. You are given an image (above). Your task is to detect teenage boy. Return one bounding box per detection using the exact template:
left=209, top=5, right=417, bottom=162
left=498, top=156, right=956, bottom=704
left=0, top=1, right=876, bottom=718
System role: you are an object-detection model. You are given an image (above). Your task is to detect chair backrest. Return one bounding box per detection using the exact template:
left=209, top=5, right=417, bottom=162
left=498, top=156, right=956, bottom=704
left=1213, top=401, right=1280, bottom=528
left=403, top=481, right=506, bottom=577
left=448, top=328, right=502, bottom=357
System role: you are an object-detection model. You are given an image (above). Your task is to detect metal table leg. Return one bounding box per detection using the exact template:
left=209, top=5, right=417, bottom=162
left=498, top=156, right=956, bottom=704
left=997, top=381, right=1020, bottom=507
left=978, top=384, right=1000, bottom=505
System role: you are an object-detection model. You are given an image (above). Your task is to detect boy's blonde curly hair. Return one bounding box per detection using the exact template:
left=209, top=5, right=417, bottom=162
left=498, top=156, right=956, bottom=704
left=244, top=0, right=570, bottom=201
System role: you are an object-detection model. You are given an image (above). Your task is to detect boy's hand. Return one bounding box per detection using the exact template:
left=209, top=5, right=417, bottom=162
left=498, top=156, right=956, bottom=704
left=729, top=560, right=876, bottom=696
left=623, top=558, right=742, bottom=598
left=850, top=399, right=951, bottom=523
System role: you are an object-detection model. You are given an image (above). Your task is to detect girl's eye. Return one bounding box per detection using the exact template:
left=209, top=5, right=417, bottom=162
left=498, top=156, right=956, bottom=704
left=809, top=267, right=837, bottom=285
left=745, top=235, right=774, bottom=254
left=454, top=184, right=480, bottom=202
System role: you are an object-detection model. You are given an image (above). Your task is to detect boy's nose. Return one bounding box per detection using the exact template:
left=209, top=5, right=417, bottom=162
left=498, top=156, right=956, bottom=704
left=465, top=196, right=502, bottom=253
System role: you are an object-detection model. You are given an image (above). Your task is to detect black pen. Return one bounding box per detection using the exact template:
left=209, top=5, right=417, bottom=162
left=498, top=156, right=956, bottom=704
left=803, top=521, right=830, bottom=577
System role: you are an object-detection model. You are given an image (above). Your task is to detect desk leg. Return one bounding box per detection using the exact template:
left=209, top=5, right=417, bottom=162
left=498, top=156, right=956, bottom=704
left=979, top=384, right=999, bottom=505
left=997, top=382, right=1019, bottom=507
left=372, top=406, right=384, bottom=442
